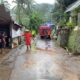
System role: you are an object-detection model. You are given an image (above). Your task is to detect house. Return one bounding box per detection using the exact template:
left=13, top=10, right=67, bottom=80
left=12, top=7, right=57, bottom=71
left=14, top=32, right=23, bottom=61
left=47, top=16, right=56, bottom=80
left=0, top=4, right=23, bottom=48
left=65, top=0, right=80, bottom=25
left=0, top=4, right=12, bottom=48
left=66, top=0, right=80, bottom=12
left=65, top=0, right=80, bottom=54
left=11, top=22, right=23, bottom=48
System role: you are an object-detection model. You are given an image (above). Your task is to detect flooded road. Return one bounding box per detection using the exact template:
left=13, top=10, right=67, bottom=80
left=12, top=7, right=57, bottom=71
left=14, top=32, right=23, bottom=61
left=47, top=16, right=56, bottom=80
left=0, top=39, right=80, bottom=80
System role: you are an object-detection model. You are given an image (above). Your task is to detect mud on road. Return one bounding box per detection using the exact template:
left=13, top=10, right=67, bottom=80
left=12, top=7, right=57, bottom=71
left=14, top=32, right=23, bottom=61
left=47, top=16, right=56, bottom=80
left=0, top=39, right=80, bottom=80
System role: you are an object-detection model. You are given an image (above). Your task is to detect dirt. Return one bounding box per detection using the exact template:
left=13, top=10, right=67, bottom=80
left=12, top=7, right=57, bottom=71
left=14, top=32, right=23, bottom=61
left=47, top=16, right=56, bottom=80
left=0, top=48, right=11, bottom=60
left=0, top=39, right=80, bottom=80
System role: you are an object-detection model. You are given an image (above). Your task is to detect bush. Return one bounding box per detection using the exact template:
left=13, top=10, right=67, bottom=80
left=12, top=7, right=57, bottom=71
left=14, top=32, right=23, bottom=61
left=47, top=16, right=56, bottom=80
left=66, top=21, right=75, bottom=28
left=57, top=28, right=70, bottom=48
left=60, top=28, right=70, bottom=47
left=58, top=19, right=65, bottom=27
left=68, top=27, right=80, bottom=55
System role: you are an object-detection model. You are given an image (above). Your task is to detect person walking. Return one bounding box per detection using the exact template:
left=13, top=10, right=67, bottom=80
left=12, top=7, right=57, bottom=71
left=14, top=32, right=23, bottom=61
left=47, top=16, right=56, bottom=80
left=0, top=33, right=4, bottom=54
left=2, top=32, right=7, bottom=48
left=32, top=29, right=36, bottom=39
left=23, top=29, right=32, bottom=51
left=2, top=32, right=8, bottom=53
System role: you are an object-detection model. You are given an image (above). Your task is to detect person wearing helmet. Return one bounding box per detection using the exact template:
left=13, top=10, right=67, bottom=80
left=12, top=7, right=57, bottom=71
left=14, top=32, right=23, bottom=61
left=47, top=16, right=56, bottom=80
left=23, top=29, right=32, bottom=51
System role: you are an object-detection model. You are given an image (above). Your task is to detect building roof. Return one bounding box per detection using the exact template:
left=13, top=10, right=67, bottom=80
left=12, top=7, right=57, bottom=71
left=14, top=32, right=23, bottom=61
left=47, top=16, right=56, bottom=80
left=13, top=23, right=22, bottom=31
left=0, top=4, right=11, bottom=25
left=66, top=0, right=80, bottom=12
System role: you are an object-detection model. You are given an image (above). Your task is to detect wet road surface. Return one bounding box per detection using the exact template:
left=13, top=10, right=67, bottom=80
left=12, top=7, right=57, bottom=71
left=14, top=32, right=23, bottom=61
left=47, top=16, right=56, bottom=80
left=0, top=39, right=80, bottom=80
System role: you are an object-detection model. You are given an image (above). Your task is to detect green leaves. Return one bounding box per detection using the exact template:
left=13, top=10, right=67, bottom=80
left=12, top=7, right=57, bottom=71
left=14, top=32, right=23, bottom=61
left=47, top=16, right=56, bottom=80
left=68, top=28, right=80, bottom=54
left=29, top=12, right=43, bottom=31
left=12, top=0, right=34, bottom=26
left=51, top=0, right=77, bottom=25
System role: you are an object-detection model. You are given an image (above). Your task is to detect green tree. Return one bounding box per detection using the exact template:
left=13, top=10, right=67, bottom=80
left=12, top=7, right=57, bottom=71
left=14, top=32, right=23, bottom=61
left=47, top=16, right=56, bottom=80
left=33, top=3, right=53, bottom=21
left=52, top=0, right=77, bottom=26
left=57, top=0, right=77, bottom=10
left=12, top=0, right=34, bottom=25
left=29, top=12, right=43, bottom=32
left=12, top=1, right=53, bottom=30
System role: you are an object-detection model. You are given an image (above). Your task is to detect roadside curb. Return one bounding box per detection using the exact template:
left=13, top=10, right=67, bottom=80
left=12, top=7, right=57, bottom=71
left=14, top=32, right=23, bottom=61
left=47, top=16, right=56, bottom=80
left=0, top=48, right=17, bottom=64
left=0, top=44, right=24, bottom=65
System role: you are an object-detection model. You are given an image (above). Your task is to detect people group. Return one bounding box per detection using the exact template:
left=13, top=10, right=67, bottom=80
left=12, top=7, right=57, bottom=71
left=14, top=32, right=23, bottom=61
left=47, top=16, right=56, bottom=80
left=0, top=29, right=36, bottom=53
left=0, top=28, right=57, bottom=53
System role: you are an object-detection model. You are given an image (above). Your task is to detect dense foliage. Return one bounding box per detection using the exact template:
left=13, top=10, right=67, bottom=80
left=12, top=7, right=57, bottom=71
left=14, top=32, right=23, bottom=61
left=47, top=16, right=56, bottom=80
left=68, top=27, right=80, bottom=54
left=29, top=12, right=43, bottom=31
left=11, top=0, right=53, bottom=30
left=52, top=0, right=77, bottom=26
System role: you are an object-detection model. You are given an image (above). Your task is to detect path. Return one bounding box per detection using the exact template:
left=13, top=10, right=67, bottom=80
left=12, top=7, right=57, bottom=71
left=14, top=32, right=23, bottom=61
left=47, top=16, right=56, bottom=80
left=10, top=39, right=80, bottom=80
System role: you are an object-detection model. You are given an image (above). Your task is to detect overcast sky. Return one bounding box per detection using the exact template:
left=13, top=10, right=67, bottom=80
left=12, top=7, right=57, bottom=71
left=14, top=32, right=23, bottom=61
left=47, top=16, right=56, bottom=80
left=8, top=0, right=56, bottom=4
left=7, top=0, right=55, bottom=9
left=34, top=0, right=56, bottom=4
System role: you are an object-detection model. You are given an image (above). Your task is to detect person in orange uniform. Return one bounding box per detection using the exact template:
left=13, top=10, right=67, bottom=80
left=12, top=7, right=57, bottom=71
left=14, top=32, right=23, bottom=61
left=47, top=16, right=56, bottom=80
left=48, top=30, right=51, bottom=39
left=23, top=30, right=32, bottom=51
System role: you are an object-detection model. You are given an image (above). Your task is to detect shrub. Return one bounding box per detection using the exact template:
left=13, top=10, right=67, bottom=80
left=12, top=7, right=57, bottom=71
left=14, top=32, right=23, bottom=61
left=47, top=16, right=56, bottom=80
left=68, top=27, right=80, bottom=55
left=60, top=28, right=70, bottom=47
left=58, top=19, right=65, bottom=27
left=66, top=21, right=75, bottom=28
left=57, top=28, right=70, bottom=48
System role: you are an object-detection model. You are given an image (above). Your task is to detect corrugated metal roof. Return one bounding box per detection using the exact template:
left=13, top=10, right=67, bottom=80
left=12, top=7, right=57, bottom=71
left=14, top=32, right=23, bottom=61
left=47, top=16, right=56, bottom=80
left=66, top=0, right=80, bottom=12
left=0, top=4, right=11, bottom=25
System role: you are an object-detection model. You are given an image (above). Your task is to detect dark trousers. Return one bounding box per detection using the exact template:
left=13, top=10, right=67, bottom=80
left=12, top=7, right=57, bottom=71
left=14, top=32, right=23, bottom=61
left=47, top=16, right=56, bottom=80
left=0, top=43, right=2, bottom=54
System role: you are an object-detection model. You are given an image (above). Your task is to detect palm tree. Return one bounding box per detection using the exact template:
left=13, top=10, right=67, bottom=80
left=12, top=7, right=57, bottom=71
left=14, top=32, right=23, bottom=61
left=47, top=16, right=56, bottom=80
left=12, top=0, right=34, bottom=25
left=3, top=1, right=11, bottom=10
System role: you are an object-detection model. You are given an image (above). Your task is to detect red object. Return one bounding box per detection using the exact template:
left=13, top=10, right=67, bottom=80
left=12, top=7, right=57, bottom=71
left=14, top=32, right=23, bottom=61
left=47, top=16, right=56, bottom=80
left=39, top=26, right=51, bottom=37
left=23, top=32, right=32, bottom=45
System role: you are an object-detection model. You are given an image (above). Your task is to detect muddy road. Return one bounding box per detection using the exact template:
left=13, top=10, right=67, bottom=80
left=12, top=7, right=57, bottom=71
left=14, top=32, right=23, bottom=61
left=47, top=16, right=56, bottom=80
left=0, top=39, right=80, bottom=80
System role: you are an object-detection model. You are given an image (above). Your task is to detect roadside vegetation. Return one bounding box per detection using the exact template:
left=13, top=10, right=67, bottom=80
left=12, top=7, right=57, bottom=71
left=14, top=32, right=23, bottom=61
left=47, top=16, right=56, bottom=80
left=51, top=0, right=80, bottom=55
